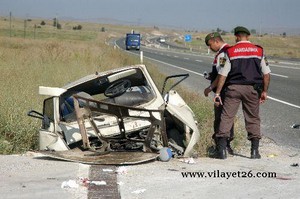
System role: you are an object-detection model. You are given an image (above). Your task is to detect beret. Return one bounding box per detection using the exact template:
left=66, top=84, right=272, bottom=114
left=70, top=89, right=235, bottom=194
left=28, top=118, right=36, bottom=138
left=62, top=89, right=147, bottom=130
left=234, top=26, right=250, bottom=35
left=205, top=32, right=221, bottom=46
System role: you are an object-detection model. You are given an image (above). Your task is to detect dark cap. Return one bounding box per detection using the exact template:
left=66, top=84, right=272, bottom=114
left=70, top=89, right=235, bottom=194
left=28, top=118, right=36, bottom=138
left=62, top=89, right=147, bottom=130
left=234, top=26, right=250, bottom=35
left=205, top=32, right=221, bottom=46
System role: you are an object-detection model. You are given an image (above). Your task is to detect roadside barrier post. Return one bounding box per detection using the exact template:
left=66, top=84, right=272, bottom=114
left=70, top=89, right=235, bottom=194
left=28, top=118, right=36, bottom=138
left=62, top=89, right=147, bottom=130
left=140, top=51, right=143, bottom=64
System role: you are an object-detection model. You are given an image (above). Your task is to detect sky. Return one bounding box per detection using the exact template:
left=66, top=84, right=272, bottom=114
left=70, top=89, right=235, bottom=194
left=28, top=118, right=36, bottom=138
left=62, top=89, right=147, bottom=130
left=1, top=0, right=300, bottom=34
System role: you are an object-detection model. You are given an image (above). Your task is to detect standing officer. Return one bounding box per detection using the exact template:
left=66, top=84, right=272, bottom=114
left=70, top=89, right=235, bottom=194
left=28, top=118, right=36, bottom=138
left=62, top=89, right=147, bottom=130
left=203, top=32, right=234, bottom=156
left=214, top=26, right=271, bottom=159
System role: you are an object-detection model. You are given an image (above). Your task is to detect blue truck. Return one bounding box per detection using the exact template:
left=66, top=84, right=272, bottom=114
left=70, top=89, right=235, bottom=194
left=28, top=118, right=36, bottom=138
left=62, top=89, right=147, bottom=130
left=125, top=33, right=141, bottom=50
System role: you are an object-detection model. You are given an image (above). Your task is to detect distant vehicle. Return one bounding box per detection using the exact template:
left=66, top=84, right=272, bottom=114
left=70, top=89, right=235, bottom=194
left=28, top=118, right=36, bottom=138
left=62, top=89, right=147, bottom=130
left=125, top=33, right=141, bottom=50
left=159, top=38, right=166, bottom=43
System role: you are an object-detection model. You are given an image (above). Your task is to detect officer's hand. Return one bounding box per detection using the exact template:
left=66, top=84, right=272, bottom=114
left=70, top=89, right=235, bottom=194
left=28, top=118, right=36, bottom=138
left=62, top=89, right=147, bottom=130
left=204, top=87, right=211, bottom=97
left=214, top=94, right=223, bottom=106
left=260, top=91, right=268, bottom=103
left=204, top=72, right=212, bottom=80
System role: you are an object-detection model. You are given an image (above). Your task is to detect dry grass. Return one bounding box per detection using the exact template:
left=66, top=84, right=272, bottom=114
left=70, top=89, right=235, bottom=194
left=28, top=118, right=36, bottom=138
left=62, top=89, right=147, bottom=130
left=0, top=17, right=143, bottom=154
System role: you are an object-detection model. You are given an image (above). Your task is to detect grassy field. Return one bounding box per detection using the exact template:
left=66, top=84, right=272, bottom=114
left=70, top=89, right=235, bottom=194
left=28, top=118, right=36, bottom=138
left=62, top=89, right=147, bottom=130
left=0, top=17, right=136, bottom=153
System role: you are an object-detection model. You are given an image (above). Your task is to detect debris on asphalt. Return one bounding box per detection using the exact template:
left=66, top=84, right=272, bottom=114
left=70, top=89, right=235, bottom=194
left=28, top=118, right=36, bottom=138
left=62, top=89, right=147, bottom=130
left=179, top=157, right=195, bottom=164
left=131, top=188, right=146, bottom=194
left=89, top=181, right=107, bottom=186
left=291, top=163, right=299, bottom=167
left=167, top=168, right=179, bottom=171
left=117, top=181, right=124, bottom=186
left=116, top=166, right=128, bottom=175
left=77, top=177, right=107, bottom=186
left=158, top=147, right=172, bottom=162
left=79, top=178, right=89, bottom=187
left=61, top=180, right=79, bottom=189
left=291, top=124, right=300, bottom=129
left=61, top=177, right=110, bottom=189
left=288, top=153, right=298, bottom=157
left=103, top=168, right=114, bottom=172
left=276, top=177, right=293, bottom=180
left=267, top=154, right=277, bottom=158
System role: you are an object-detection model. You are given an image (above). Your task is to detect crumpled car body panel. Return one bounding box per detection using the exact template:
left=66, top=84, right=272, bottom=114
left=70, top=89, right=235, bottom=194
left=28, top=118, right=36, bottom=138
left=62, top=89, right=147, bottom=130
left=28, top=64, right=200, bottom=164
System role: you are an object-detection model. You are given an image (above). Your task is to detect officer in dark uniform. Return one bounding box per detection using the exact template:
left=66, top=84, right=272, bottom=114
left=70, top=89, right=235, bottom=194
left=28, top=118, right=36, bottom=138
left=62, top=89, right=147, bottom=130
left=203, top=32, right=234, bottom=156
left=213, top=26, right=271, bottom=159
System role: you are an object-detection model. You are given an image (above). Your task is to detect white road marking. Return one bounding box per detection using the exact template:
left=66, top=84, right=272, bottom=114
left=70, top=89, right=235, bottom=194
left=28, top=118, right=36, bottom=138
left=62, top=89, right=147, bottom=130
left=144, top=56, right=204, bottom=76
left=268, top=96, right=300, bottom=109
left=196, top=60, right=203, bottom=62
left=271, top=64, right=300, bottom=70
left=270, top=73, right=288, bottom=78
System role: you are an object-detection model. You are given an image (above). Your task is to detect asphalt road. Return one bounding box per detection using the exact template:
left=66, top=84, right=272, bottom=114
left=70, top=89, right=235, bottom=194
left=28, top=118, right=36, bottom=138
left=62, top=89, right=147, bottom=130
left=116, top=38, right=300, bottom=149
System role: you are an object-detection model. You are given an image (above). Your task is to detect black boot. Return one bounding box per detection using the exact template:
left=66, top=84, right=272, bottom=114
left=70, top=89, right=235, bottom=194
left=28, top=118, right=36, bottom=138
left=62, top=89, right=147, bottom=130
left=226, top=140, right=234, bottom=156
left=250, top=138, right=261, bottom=159
left=216, top=137, right=227, bottom=159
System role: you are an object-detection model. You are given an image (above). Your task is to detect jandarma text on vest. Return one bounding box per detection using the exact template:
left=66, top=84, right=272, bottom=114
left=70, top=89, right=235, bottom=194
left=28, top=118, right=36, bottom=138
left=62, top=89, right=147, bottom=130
left=234, top=47, right=258, bottom=53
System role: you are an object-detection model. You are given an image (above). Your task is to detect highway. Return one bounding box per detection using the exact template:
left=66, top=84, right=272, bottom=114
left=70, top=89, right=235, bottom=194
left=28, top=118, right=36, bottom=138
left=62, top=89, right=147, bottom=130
left=116, top=38, right=300, bottom=149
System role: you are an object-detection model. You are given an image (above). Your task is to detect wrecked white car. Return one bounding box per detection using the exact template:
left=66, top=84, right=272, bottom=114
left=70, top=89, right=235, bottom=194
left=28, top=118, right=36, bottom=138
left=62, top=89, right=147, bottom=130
left=28, top=64, right=200, bottom=164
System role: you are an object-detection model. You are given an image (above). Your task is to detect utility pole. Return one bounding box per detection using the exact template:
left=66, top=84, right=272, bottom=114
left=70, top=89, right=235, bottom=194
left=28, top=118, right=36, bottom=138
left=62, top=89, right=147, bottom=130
left=259, top=19, right=262, bottom=36
left=56, top=13, right=58, bottom=29
left=34, top=24, right=36, bottom=39
left=9, top=12, right=12, bottom=37
left=24, top=19, right=27, bottom=38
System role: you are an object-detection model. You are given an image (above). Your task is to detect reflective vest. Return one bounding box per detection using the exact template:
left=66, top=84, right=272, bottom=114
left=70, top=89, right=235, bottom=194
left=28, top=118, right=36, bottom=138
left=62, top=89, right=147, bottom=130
left=226, top=42, right=263, bottom=85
